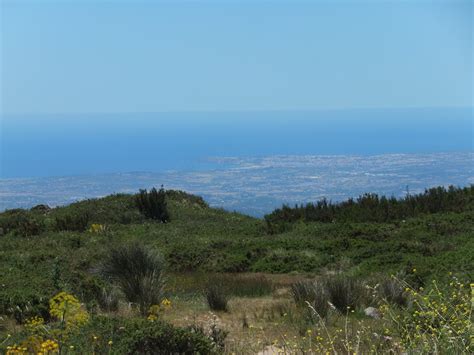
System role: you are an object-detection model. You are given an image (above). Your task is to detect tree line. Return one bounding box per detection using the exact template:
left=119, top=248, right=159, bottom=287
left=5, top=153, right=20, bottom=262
left=265, top=185, right=474, bottom=226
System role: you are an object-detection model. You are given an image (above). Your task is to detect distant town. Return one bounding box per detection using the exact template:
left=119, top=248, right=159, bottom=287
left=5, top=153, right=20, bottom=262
left=1, top=152, right=472, bottom=217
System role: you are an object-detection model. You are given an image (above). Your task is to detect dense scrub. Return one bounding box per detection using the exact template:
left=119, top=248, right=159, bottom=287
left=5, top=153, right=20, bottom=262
left=0, top=187, right=473, bottom=316
left=0, top=186, right=472, bottom=353
left=265, top=185, right=474, bottom=227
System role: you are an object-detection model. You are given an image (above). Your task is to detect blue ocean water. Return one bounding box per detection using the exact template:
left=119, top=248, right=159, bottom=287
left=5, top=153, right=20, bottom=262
left=1, top=108, right=472, bottom=178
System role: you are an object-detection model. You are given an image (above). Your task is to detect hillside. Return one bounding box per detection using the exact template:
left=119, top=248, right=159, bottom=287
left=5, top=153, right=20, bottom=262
left=0, top=186, right=473, bottom=354
left=1, top=187, right=473, bottom=305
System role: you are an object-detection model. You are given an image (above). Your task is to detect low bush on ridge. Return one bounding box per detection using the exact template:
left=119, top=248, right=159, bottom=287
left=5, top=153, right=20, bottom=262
left=135, top=187, right=170, bottom=222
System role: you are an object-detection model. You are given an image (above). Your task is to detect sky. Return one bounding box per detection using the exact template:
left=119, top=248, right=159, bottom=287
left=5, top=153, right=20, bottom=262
left=1, top=0, right=472, bottom=115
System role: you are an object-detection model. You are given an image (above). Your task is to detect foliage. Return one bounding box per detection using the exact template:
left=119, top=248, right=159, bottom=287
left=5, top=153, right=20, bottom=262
left=291, top=280, right=330, bottom=319
left=101, top=243, right=166, bottom=316
left=265, top=185, right=474, bottom=226
left=49, top=291, right=89, bottom=328
left=0, top=187, right=473, bottom=353
left=0, top=293, right=50, bottom=324
left=380, top=275, right=473, bottom=353
left=66, top=316, right=216, bottom=354
left=205, top=284, right=229, bottom=312
left=2, top=295, right=214, bottom=355
left=0, top=188, right=473, bottom=324
left=96, top=287, right=120, bottom=312
left=0, top=209, right=45, bottom=237
left=147, top=298, right=172, bottom=321
left=323, top=276, right=369, bottom=313
left=3, top=292, right=88, bottom=354
left=54, top=212, right=90, bottom=232
left=136, top=187, right=170, bottom=222
left=88, top=223, right=107, bottom=234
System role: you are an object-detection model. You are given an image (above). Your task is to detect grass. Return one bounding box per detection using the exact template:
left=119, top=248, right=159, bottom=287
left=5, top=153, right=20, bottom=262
left=291, top=280, right=330, bottom=319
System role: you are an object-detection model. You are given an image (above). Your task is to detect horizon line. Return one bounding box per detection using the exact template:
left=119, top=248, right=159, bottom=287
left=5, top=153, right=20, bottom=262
left=2, top=105, right=473, bottom=117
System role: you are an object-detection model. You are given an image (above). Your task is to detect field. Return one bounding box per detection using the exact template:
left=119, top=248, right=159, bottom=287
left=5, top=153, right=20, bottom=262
left=0, top=188, right=472, bottom=354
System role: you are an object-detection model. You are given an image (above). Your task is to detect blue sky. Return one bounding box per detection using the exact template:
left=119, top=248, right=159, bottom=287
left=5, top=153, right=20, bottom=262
left=1, top=0, right=472, bottom=115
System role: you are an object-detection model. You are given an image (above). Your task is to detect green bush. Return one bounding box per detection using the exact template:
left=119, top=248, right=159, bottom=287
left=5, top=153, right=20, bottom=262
left=136, top=187, right=170, bottom=222
left=0, top=292, right=50, bottom=323
left=0, top=209, right=45, bottom=236
left=101, top=244, right=165, bottom=316
left=67, top=316, right=216, bottom=354
left=205, top=284, right=229, bottom=312
left=54, top=212, right=90, bottom=232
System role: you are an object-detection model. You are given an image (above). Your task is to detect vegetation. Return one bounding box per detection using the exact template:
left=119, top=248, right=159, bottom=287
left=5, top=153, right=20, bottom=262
left=54, top=211, right=90, bottom=232
left=265, top=185, right=473, bottom=227
left=0, top=185, right=472, bottom=353
left=291, top=280, right=331, bottom=319
left=136, top=187, right=170, bottom=222
left=101, top=243, right=165, bottom=316
left=4, top=296, right=215, bottom=354
left=205, top=284, right=229, bottom=312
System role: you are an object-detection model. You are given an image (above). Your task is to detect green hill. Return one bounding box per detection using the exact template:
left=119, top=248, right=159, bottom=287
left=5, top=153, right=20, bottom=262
left=0, top=186, right=472, bottom=353
left=1, top=187, right=473, bottom=303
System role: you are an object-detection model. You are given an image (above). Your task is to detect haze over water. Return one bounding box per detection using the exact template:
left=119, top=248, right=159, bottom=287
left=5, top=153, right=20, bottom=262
left=2, top=108, right=472, bottom=179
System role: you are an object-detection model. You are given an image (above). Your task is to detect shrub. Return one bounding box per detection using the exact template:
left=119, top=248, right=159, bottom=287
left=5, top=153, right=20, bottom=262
left=49, top=291, right=89, bottom=328
left=135, top=187, right=170, bottom=222
left=0, top=209, right=44, bottom=236
left=0, top=293, right=50, bottom=324
left=2, top=316, right=215, bottom=355
left=291, top=280, right=330, bottom=319
left=205, top=285, right=228, bottom=312
left=54, top=212, right=90, bottom=232
left=101, top=244, right=165, bottom=316
left=66, top=316, right=215, bottom=354
left=323, top=276, right=368, bottom=313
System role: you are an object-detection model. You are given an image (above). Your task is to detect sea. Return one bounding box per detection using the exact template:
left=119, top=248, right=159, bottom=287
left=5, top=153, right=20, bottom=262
left=1, top=108, right=472, bottom=216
